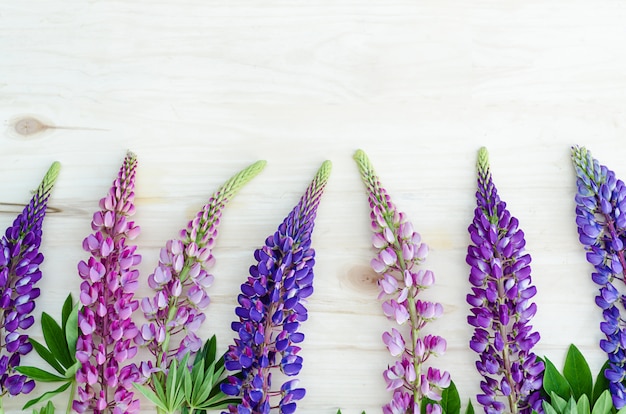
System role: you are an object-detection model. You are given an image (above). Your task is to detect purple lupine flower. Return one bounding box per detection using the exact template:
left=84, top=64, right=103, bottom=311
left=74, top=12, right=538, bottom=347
left=136, top=160, right=266, bottom=379
left=221, top=161, right=331, bottom=414
left=353, top=149, right=450, bottom=414
left=467, top=147, right=544, bottom=414
left=571, top=145, right=626, bottom=408
left=0, top=161, right=59, bottom=397
left=74, top=152, right=142, bottom=414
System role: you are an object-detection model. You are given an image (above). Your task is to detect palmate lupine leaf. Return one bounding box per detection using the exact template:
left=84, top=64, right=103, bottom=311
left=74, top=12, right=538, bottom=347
left=221, top=161, right=331, bottom=414
left=32, top=401, right=56, bottom=414
left=182, top=336, right=239, bottom=412
left=539, top=344, right=617, bottom=414
left=17, top=293, right=80, bottom=411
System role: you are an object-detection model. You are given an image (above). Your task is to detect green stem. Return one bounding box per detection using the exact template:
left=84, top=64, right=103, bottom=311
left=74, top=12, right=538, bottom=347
left=406, top=292, right=423, bottom=407
left=66, top=382, right=76, bottom=414
left=496, top=277, right=519, bottom=414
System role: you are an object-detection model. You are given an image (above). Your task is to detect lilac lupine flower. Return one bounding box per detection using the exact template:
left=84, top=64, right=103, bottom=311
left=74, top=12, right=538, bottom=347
left=466, top=147, right=544, bottom=414
left=74, top=152, right=142, bottom=414
left=136, top=160, right=266, bottom=378
left=0, top=161, right=59, bottom=397
left=353, top=149, right=450, bottom=414
left=221, top=161, right=331, bottom=414
left=571, top=145, right=626, bottom=408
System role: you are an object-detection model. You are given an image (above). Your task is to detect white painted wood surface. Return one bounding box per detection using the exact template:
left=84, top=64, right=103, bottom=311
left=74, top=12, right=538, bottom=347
left=2, top=0, right=626, bottom=412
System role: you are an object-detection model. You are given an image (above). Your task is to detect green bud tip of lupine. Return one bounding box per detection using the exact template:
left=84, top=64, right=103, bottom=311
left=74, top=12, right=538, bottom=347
left=353, top=149, right=374, bottom=179
left=477, top=147, right=490, bottom=177
left=313, top=160, right=332, bottom=189
left=570, top=145, right=591, bottom=168
left=38, top=161, right=61, bottom=197
left=216, top=160, right=267, bottom=203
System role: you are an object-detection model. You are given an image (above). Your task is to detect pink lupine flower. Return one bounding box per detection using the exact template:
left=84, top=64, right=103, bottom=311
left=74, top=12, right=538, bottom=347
left=136, top=160, right=265, bottom=372
left=135, top=161, right=265, bottom=400
left=354, top=150, right=451, bottom=413
left=74, top=152, right=142, bottom=414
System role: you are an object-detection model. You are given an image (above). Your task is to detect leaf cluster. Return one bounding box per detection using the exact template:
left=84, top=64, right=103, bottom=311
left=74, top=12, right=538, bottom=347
left=16, top=294, right=80, bottom=410
left=32, top=401, right=55, bottom=414
left=540, top=344, right=621, bottom=414
left=134, top=335, right=238, bottom=414
left=335, top=382, right=465, bottom=414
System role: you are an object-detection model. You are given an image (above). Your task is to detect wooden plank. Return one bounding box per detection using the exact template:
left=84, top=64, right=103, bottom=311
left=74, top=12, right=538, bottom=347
left=2, top=0, right=626, bottom=412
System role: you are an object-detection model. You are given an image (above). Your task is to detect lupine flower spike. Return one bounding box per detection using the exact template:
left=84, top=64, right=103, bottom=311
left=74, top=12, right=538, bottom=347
left=353, top=149, right=450, bottom=414
left=137, top=160, right=266, bottom=380
left=571, top=145, right=626, bottom=408
left=221, top=160, right=331, bottom=414
left=466, top=147, right=544, bottom=414
left=74, top=152, right=142, bottom=414
left=0, top=161, right=59, bottom=403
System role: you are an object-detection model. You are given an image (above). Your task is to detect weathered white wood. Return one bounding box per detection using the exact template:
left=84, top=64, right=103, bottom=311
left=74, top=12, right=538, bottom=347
left=2, top=0, right=626, bottom=412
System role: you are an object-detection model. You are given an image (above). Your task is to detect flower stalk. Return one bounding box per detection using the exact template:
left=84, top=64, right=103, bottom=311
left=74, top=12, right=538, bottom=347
left=74, top=152, right=141, bottom=413
left=466, top=147, right=543, bottom=414
left=353, top=149, right=450, bottom=414
left=221, top=161, right=331, bottom=414
left=137, top=160, right=266, bottom=378
left=571, top=145, right=626, bottom=408
left=0, top=161, right=60, bottom=406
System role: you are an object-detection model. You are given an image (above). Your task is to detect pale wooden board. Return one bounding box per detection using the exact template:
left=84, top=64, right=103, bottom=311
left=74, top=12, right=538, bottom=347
left=2, top=0, right=626, bottom=412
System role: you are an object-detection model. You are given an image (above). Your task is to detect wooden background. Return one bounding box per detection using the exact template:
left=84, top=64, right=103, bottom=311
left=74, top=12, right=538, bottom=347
left=2, top=0, right=626, bottom=412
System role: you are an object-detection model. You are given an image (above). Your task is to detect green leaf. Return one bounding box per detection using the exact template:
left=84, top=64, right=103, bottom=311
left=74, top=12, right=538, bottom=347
left=64, top=360, right=81, bottom=379
left=165, top=359, right=178, bottom=410
left=591, top=390, right=612, bottom=414
left=64, top=303, right=79, bottom=360
left=22, top=381, right=71, bottom=409
left=61, top=294, right=72, bottom=328
left=41, top=312, right=72, bottom=368
left=29, top=338, right=64, bottom=375
left=439, top=381, right=461, bottom=414
left=544, top=357, right=573, bottom=400
left=183, top=364, right=192, bottom=404
left=32, top=400, right=55, bottom=414
left=564, top=397, right=577, bottom=414
left=133, top=383, right=168, bottom=411
left=577, top=394, right=591, bottom=414
left=616, top=406, right=626, bottom=414
left=544, top=401, right=560, bottom=414
left=564, top=345, right=593, bottom=401
left=195, top=395, right=240, bottom=410
left=205, top=335, right=217, bottom=367
left=14, top=366, right=66, bottom=382
left=593, top=361, right=611, bottom=406
left=152, top=373, right=167, bottom=404
left=552, top=392, right=568, bottom=413
left=465, top=400, right=475, bottom=414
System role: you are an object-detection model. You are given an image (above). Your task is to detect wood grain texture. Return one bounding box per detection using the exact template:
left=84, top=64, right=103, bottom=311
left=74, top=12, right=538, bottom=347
left=2, top=0, right=626, bottom=412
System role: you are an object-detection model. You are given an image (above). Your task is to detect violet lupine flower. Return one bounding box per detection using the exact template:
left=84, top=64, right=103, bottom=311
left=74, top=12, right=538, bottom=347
left=74, top=152, right=142, bottom=414
left=0, top=161, right=60, bottom=397
left=466, top=147, right=544, bottom=414
left=136, top=160, right=266, bottom=377
left=221, top=161, right=331, bottom=414
left=353, top=149, right=450, bottom=414
left=571, top=145, right=626, bottom=408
